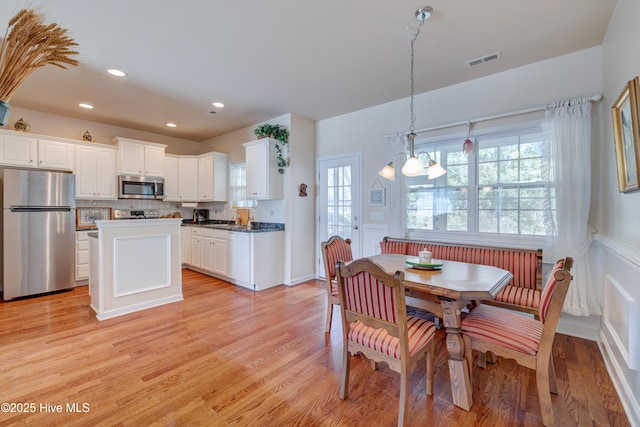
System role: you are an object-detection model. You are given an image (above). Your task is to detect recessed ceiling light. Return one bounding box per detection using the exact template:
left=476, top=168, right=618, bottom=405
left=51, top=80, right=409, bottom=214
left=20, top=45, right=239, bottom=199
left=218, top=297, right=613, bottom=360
left=212, top=102, right=224, bottom=108
left=107, top=68, right=127, bottom=77
left=79, top=103, right=94, bottom=109
left=166, top=123, right=177, bottom=128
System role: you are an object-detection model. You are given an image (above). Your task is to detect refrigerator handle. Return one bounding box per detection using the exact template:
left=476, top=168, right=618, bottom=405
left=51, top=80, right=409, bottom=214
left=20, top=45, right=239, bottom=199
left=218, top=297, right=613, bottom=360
left=10, top=206, right=71, bottom=212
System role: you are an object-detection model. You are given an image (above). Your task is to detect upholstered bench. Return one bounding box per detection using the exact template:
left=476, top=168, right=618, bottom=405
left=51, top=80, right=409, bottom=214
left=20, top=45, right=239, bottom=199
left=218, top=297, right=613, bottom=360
left=380, top=237, right=543, bottom=316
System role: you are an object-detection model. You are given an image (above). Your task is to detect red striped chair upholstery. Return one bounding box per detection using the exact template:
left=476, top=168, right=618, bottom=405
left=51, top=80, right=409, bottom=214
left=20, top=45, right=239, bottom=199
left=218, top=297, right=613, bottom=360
left=460, top=257, right=573, bottom=427
left=320, top=236, right=353, bottom=333
left=336, top=258, right=435, bottom=427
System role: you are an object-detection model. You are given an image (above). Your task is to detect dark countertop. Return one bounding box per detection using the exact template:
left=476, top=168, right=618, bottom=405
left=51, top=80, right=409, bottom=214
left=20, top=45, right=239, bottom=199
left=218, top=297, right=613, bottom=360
left=181, top=220, right=284, bottom=233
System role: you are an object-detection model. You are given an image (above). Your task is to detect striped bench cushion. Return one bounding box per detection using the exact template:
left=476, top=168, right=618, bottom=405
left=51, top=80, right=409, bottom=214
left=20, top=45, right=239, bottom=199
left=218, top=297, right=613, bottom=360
left=380, top=241, right=407, bottom=255
left=348, top=316, right=436, bottom=358
left=461, top=304, right=543, bottom=356
left=494, top=285, right=541, bottom=309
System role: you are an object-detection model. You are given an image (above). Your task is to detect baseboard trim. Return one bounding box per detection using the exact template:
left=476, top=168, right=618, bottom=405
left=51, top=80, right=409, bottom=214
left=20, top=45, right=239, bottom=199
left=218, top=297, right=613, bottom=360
left=599, top=330, right=640, bottom=427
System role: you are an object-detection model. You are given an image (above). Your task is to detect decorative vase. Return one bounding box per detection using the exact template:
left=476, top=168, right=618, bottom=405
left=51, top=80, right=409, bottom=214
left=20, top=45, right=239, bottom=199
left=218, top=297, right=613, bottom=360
left=0, top=101, right=9, bottom=126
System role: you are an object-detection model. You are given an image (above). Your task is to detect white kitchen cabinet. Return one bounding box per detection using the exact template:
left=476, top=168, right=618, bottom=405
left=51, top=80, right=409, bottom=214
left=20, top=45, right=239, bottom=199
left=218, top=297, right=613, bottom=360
left=37, top=139, right=75, bottom=170
left=114, top=138, right=166, bottom=177
left=181, top=226, right=192, bottom=265
left=190, top=228, right=212, bottom=271
left=75, top=144, right=117, bottom=200
left=165, top=155, right=179, bottom=202
left=197, top=152, right=228, bottom=202
left=144, top=145, right=166, bottom=177
left=228, top=230, right=284, bottom=290
left=213, top=234, right=228, bottom=276
left=76, top=230, right=91, bottom=282
left=200, top=236, right=215, bottom=271
left=0, top=133, right=37, bottom=167
left=178, top=156, right=198, bottom=202
left=243, top=138, right=283, bottom=200
left=228, top=232, right=250, bottom=284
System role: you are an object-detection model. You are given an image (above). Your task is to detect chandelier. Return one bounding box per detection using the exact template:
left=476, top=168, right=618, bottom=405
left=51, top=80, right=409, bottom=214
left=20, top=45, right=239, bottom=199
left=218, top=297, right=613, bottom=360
left=378, top=6, right=446, bottom=181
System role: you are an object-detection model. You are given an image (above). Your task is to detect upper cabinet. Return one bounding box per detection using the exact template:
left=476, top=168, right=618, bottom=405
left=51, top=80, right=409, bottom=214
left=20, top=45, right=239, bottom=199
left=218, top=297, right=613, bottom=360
left=74, top=144, right=117, bottom=200
left=114, top=137, right=166, bottom=177
left=177, top=156, right=198, bottom=202
left=243, top=138, right=282, bottom=200
left=164, top=155, right=179, bottom=202
left=0, top=132, right=73, bottom=171
left=0, top=133, right=37, bottom=167
left=198, top=152, right=228, bottom=202
left=37, top=138, right=75, bottom=171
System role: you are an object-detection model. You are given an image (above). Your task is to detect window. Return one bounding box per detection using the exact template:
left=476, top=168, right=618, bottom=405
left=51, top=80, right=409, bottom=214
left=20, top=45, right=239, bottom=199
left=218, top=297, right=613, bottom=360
left=229, top=162, right=256, bottom=208
left=326, top=165, right=353, bottom=239
left=406, top=123, right=555, bottom=238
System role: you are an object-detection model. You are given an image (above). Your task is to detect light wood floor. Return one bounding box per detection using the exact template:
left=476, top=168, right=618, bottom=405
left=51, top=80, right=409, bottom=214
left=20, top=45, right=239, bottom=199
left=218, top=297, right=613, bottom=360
left=0, top=270, right=629, bottom=427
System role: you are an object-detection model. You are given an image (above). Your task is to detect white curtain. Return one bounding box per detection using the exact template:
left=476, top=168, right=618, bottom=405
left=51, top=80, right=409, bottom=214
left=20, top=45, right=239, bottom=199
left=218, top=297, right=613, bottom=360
left=385, top=132, right=407, bottom=237
left=543, top=100, right=601, bottom=316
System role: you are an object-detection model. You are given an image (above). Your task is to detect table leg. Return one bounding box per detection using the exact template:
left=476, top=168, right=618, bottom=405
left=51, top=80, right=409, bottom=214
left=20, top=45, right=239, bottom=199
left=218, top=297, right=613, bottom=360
left=441, top=298, right=473, bottom=410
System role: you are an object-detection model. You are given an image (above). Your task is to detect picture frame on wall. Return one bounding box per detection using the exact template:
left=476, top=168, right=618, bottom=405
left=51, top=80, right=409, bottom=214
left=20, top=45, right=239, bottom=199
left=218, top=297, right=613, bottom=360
left=612, top=76, right=640, bottom=193
left=369, top=188, right=385, bottom=206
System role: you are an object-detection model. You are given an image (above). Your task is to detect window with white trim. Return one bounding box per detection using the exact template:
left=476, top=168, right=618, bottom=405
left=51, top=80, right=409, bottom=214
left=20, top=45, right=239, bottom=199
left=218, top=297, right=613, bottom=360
left=229, top=162, right=256, bottom=208
left=406, top=123, right=556, bottom=237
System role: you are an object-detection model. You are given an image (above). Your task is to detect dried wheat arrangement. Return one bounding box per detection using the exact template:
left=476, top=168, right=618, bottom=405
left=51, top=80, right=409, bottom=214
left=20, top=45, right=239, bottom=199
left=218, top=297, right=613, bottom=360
left=0, top=8, right=79, bottom=102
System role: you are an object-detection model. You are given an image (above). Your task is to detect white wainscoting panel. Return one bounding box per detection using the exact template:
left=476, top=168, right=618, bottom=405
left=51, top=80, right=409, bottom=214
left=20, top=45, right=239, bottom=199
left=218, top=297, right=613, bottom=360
left=114, top=235, right=171, bottom=297
left=604, top=274, right=638, bottom=370
left=362, top=224, right=389, bottom=257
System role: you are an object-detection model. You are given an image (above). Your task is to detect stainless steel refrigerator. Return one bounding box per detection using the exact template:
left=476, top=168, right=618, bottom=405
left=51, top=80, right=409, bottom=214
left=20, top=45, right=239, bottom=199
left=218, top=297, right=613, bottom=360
left=3, top=169, right=76, bottom=300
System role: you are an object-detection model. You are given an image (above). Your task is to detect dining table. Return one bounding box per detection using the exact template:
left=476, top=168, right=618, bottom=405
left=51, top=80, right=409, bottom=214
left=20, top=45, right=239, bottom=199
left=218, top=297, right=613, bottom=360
left=367, top=253, right=513, bottom=411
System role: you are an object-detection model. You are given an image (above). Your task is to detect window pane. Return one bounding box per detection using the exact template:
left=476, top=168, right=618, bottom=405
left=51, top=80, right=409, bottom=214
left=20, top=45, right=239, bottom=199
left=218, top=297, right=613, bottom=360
left=406, top=125, right=552, bottom=236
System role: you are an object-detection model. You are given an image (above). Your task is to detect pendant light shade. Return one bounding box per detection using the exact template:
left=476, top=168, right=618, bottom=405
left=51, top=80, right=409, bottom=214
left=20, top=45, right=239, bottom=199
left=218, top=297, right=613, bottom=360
left=401, top=156, right=424, bottom=177
left=427, top=160, right=446, bottom=179
left=378, top=161, right=396, bottom=180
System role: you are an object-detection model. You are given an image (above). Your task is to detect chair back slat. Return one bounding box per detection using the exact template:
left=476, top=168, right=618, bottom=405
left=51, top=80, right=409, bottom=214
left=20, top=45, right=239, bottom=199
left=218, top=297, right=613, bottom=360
left=539, top=258, right=567, bottom=323
left=321, top=236, right=353, bottom=279
left=343, top=271, right=397, bottom=323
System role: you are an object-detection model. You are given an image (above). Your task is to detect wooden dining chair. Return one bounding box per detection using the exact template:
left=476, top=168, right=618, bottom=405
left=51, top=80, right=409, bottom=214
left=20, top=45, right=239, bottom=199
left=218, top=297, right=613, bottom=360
left=336, top=258, right=436, bottom=427
left=320, top=236, right=353, bottom=333
left=461, top=257, right=573, bottom=427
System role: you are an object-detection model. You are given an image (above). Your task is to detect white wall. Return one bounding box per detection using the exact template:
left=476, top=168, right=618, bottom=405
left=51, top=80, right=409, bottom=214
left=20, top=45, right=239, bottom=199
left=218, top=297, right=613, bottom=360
left=2, top=106, right=202, bottom=155
left=317, top=46, right=604, bottom=233
left=598, top=0, right=640, bottom=424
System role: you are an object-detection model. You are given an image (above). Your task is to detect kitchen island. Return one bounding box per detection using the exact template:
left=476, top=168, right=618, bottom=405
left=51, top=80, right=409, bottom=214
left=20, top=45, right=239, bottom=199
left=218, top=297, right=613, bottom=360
left=89, top=218, right=183, bottom=320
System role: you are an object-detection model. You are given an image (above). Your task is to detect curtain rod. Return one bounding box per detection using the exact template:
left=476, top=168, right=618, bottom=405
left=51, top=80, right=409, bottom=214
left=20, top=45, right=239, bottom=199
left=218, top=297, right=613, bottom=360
left=386, top=94, right=602, bottom=138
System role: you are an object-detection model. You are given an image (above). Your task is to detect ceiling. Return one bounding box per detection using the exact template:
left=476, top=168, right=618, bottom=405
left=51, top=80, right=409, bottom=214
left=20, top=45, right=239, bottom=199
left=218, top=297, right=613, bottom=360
left=0, top=0, right=617, bottom=142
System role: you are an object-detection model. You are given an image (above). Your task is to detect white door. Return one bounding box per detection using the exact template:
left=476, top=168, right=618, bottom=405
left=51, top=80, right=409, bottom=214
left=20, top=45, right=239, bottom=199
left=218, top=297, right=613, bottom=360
left=318, top=153, right=362, bottom=274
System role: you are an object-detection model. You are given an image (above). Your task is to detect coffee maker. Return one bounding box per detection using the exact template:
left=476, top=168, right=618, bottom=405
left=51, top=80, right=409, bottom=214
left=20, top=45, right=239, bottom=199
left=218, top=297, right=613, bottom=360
left=193, top=209, right=209, bottom=223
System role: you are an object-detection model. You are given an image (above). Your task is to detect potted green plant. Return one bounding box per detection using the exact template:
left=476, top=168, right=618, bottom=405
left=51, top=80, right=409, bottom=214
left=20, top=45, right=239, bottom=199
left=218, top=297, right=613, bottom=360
left=253, top=124, right=289, bottom=174
left=0, top=9, right=79, bottom=125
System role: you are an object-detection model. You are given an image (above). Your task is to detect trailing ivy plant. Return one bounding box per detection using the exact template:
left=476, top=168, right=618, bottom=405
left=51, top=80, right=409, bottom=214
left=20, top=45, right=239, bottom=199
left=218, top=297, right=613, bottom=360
left=253, top=124, right=289, bottom=174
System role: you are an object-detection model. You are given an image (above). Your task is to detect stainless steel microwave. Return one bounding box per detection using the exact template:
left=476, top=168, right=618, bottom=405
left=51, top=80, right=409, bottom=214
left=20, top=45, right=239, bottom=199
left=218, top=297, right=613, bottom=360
left=118, top=175, right=165, bottom=200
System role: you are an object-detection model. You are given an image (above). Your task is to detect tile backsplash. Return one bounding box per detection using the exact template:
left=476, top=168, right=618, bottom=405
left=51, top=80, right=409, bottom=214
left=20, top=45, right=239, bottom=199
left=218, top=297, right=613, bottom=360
left=76, top=199, right=285, bottom=223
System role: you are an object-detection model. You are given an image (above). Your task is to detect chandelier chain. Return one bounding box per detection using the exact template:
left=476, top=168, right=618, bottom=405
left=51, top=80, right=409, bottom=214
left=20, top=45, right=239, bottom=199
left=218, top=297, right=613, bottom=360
left=408, top=19, right=425, bottom=134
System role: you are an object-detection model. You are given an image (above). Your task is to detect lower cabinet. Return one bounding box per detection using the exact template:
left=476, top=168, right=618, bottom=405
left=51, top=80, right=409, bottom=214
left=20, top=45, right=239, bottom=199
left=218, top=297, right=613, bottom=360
left=76, top=230, right=91, bottom=282
left=182, top=226, right=284, bottom=290
left=181, top=226, right=191, bottom=265
left=185, top=227, right=230, bottom=276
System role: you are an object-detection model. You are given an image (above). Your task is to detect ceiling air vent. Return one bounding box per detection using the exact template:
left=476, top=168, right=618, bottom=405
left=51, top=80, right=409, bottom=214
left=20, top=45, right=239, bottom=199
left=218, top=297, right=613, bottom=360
left=466, top=51, right=502, bottom=67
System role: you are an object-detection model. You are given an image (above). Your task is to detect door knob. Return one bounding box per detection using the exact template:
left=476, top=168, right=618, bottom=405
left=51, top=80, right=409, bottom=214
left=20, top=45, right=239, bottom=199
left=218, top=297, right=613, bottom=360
left=353, top=225, right=359, bottom=230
